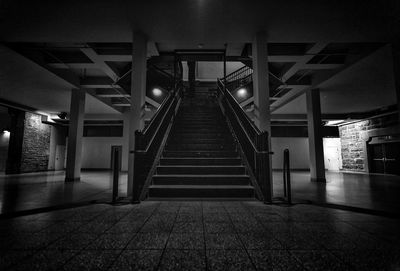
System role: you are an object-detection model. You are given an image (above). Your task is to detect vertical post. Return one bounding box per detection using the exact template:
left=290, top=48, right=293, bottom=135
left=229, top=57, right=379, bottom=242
left=223, top=50, right=227, bottom=92
left=252, top=32, right=273, bottom=197
left=112, top=148, right=119, bottom=203
left=284, top=149, right=292, bottom=204
left=252, top=31, right=270, bottom=133
left=391, top=43, right=400, bottom=125
left=127, top=31, right=148, bottom=200
left=306, top=89, right=326, bottom=182
left=65, top=88, right=85, bottom=182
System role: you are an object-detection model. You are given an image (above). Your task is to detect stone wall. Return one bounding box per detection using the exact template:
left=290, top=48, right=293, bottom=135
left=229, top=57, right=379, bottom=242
left=339, top=114, right=398, bottom=171
left=20, top=112, right=51, bottom=172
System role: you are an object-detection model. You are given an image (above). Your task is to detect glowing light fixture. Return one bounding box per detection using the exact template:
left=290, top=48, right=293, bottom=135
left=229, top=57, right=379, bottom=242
left=2, top=130, right=10, bottom=137
left=237, top=88, right=247, bottom=98
left=152, top=88, right=163, bottom=97
left=325, top=120, right=345, bottom=126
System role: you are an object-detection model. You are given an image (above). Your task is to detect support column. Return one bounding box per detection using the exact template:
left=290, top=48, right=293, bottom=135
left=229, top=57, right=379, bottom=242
left=252, top=32, right=270, bottom=133
left=127, top=31, right=147, bottom=198
left=65, top=88, right=85, bottom=182
left=391, top=43, right=400, bottom=125
left=306, top=89, right=326, bottom=182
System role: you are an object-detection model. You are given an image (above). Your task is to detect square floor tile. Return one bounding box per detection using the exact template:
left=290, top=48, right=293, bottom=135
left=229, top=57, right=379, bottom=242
left=127, top=232, right=169, bottom=249
left=205, top=233, right=243, bottom=250
left=207, top=249, right=255, bottom=271
left=159, top=249, right=205, bottom=271
left=167, top=233, right=205, bottom=249
left=290, top=250, right=352, bottom=271
left=238, top=232, right=284, bottom=250
left=248, top=249, right=303, bottom=271
left=109, top=249, right=162, bottom=271
left=62, top=250, right=120, bottom=271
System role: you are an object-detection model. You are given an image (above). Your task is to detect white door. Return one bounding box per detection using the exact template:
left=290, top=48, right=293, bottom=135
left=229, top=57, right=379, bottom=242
left=55, top=145, right=66, bottom=170
left=323, top=138, right=341, bottom=171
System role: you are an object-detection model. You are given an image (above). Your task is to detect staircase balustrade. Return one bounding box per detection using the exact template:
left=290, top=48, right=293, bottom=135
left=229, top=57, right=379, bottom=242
left=217, top=78, right=272, bottom=202
left=131, top=86, right=182, bottom=202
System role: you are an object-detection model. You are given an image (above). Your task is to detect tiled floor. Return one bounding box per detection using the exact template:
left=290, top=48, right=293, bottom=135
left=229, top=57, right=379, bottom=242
left=1, top=201, right=399, bottom=270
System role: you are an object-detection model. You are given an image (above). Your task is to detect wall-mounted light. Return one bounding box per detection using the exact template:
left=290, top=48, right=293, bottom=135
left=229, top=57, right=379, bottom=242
left=152, top=88, right=163, bottom=97
left=2, top=129, right=10, bottom=138
left=325, top=120, right=345, bottom=126
left=237, top=88, right=247, bottom=98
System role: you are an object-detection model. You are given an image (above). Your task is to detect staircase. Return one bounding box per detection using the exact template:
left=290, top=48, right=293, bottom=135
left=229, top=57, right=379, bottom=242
left=148, top=86, right=255, bottom=199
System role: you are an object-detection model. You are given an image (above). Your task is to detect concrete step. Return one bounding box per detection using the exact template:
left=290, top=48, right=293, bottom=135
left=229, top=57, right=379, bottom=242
left=148, top=185, right=254, bottom=198
left=156, top=166, right=246, bottom=175
left=167, top=138, right=234, bottom=145
left=159, top=157, right=243, bottom=166
left=153, top=174, right=249, bottom=185
left=163, top=150, right=238, bottom=158
left=165, top=143, right=236, bottom=151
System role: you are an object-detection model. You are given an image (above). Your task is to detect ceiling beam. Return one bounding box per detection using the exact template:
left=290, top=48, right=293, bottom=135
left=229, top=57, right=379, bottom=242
left=81, top=48, right=119, bottom=81
left=270, top=46, right=383, bottom=112
left=281, top=42, right=329, bottom=82
left=145, top=96, right=161, bottom=108
left=47, top=63, right=98, bottom=69
left=239, top=96, right=254, bottom=108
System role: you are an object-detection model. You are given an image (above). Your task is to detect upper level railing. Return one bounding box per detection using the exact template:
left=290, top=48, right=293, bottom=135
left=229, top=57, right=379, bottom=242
left=217, top=76, right=272, bottom=202
left=131, top=85, right=182, bottom=202
left=224, top=66, right=253, bottom=91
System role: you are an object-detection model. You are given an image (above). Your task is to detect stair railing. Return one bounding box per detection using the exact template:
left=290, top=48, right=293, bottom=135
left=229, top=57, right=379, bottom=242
left=132, top=85, right=183, bottom=202
left=224, top=66, right=253, bottom=92
left=217, top=78, right=272, bottom=202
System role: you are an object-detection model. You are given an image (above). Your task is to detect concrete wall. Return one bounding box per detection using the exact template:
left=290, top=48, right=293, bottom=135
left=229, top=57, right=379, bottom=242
left=81, top=137, right=125, bottom=169
left=271, top=137, right=310, bottom=170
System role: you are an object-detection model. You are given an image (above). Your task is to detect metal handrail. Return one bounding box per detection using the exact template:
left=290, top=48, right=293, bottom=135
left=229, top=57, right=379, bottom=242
left=218, top=79, right=261, bottom=138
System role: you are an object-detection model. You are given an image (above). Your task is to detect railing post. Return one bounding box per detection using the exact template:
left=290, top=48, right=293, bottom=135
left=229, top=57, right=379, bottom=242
left=112, top=148, right=120, bottom=203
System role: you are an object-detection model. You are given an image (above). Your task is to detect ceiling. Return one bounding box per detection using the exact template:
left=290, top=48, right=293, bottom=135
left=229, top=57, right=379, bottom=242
left=274, top=44, right=396, bottom=115
left=1, top=1, right=399, bottom=43
left=0, top=0, right=399, bottom=121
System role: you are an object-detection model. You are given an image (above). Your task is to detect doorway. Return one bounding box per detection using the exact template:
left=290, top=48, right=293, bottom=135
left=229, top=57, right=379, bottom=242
left=323, top=138, right=342, bottom=171
left=110, top=145, right=122, bottom=171
left=369, top=142, right=400, bottom=175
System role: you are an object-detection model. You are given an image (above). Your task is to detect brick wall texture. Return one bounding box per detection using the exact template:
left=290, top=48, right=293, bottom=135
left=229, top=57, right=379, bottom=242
left=20, top=112, right=51, bottom=172
left=339, top=114, right=398, bottom=171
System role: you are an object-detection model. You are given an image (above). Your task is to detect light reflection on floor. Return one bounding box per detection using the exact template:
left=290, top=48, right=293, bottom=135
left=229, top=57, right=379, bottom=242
left=273, top=170, right=400, bottom=214
left=0, top=170, right=399, bottom=215
left=0, top=171, right=127, bottom=215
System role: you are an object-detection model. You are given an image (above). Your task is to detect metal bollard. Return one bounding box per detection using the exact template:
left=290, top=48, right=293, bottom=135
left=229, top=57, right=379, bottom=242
left=283, top=149, right=292, bottom=204
left=112, top=148, right=119, bottom=203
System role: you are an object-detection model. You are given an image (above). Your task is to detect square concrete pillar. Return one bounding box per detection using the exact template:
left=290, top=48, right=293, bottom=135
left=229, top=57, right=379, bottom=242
left=306, top=89, right=326, bottom=182
left=252, top=31, right=270, bottom=133
left=127, top=31, right=148, bottom=198
left=65, top=88, right=85, bottom=182
left=391, top=43, right=400, bottom=125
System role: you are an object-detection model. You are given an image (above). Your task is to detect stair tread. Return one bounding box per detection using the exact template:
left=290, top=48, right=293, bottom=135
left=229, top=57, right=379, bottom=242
left=154, top=174, right=249, bottom=177
left=157, top=165, right=245, bottom=168
left=149, top=185, right=253, bottom=189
